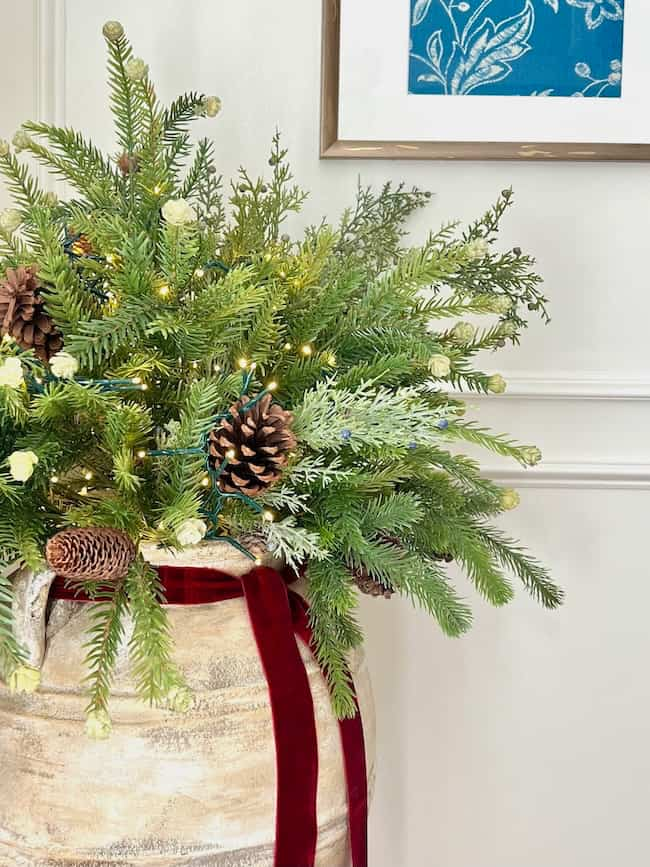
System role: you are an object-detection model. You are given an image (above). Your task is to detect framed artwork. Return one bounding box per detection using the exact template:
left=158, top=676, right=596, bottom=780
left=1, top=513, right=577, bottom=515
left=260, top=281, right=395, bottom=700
left=321, top=0, right=650, bottom=160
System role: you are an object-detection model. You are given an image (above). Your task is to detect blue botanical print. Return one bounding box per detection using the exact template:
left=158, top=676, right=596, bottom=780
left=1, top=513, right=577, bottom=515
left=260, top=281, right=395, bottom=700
left=409, top=0, right=625, bottom=97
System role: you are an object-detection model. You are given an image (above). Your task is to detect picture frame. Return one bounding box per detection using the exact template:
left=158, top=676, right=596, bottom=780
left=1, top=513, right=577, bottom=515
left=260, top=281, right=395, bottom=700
left=320, top=0, right=650, bottom=161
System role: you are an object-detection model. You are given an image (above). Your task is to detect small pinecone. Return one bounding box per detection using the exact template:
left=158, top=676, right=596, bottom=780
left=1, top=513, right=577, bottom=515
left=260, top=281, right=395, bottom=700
left=117, top=151, right=140, bottom=176
left=0, top=265, right=63, bottom=361
left=352, top=569, right=394, bottom=599
left=46, top=528, right=137, bottom=582
left=70, top=234, right=93, bottom=256
left=208, top=393, right=296, bottom=497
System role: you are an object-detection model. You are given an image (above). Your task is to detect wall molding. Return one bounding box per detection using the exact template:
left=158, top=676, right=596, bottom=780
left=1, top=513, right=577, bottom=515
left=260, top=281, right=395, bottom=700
left=34, top=0, right=66, bottom=190
left=457, top=372, right=650, bottom=402
left=484, top=461, right=650, bottom=490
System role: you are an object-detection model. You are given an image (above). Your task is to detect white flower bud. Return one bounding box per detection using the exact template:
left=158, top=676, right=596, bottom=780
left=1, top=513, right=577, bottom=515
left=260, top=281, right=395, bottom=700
left=125, top=58, right=148, bottom=82
left=176, top=517, right=207, bottom=548
left=500, top=489, right=520, bottom=511
left=162, top=197, right=197, bottom=226
left=50, top=351, right=79, bottom=380
left=12, top=130, right=32, bottom=153
left=428, top=354, right=451, bottom=378
left=85, top=709, right=112, bottom=740
left=491, top=295, right=513, bottom=314
left=7, top=664, right=41, bottom=694
left=0, top=356, right=24, bottom=388
left=203, top=95, right=222, bottom=117
left=466, top=237, right=489, bottom=260
left=0, top=208, right=22, bottom=234
left=0, top=140, right=10, bottom=157
left=487, top=374, right=507, bottom=394
left=451, top=321, right=476, bottom=343
left=8, top=450, right=39, bottom=482
left=102, top=20, right=124, bottom=42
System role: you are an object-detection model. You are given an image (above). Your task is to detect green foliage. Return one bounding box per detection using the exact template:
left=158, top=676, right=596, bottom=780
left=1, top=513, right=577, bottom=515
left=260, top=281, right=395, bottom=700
left=0, top=21, right=559, bottom=723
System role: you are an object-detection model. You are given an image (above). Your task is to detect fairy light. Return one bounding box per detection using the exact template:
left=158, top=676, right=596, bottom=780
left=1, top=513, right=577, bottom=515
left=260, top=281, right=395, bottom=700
left=153, top=184, right=162, bottom=195
left=214, top=364, right=222, bottom=373
left=283, top=342, right=292, bottom=351
left=238, top=358, right=249, bottom=369
left=136, top=450, right=147, bottom=460
left=158, top=284, right=170, bottom=298
left=50, top=475, right=59, bottom=484
left=264, top=253, right=272, bottom=263
left=132, top=376, right=142, bottom=385
left=83, top=470, right=94, bottom=481
left=106, top=253, right=117, bottom=265
left=191, top=360, right=199, bottom=369
left=140, top=383, right=149, bottom=391
left=267, top=380, right=278, bottom=391
left=225, top=449, right=236, bottom=461
left=262, top=510, right=275, bottom=523
left=34, top=376, right=43, bottom=385
left=201, top=476, right=210, bottom=488
left=194, top=268, right=205, bottom=278
left=301, top=344, right=313, bottom=356
left=279, top=271, right=287, bottom=279
left=254, top=557, right=262, bottom=566
left=79, top=486, right=89, bottom=496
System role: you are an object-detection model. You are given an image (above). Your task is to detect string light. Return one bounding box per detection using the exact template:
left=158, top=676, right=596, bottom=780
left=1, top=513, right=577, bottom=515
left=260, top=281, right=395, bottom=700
left=237, top=358, right=249, bottom=369
left=83, top=470, right=94, bottom=481
left=191, top=360, right=199, bottom=369
left=136, top=450, right=147, bottom=459
left=201, top=476, right=210, bottom=488
left=79, top=486, right=89, bottom=496
left=140, top=383, right=149, bottom=391
left=106, top=253, right=117, bottom=265
left=194, top=268, right=205, bottom=278
left=50, top=475, right=59, bottom=484
left=267, top=380, right=278, bottom=391
left=301, top=344, right=313, bottom=356
left=225, top=449, right=236, bottom=460
left=264, top=253, right=272, bottom=263
left=262, top=510, right=275, bottom=522
left=283, top=342, right=292, bottom=351
left=158, top=284, right=170, bottom=297
left=214, top=364, right=222, bottom=373
left=254, top=557, right=262, bottom=566
left=153, top=184, right=162, bottom=195
left=132, top=376, right=142, bottom=385
left=279, top=271, right=287, bottom=279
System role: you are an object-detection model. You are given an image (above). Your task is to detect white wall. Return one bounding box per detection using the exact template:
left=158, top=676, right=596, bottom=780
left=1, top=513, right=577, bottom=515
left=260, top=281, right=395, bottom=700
left=8, top=1, right=650, bottom=864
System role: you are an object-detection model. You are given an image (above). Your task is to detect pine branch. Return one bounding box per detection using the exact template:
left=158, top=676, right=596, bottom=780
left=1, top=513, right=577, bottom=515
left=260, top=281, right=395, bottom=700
left=83, top=578, right=129, bottom=716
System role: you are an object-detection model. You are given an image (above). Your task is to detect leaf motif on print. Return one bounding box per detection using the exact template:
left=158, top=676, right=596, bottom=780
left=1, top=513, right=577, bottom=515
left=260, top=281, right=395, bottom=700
left=412, top=0, right=433, bottom=27
left=446, top=1, right=535, bottom=95
left=426, top=30, right=445, bottom=79
left=543, top=0, right=560, bottom=12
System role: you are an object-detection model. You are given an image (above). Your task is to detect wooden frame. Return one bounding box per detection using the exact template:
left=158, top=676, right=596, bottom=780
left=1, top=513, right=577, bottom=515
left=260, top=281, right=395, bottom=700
left=320, top=0, right=650, bottom=162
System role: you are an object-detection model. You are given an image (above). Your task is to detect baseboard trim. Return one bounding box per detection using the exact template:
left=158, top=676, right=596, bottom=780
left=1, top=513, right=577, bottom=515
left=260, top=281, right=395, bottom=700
left=484, top=461, right=650, bottom=490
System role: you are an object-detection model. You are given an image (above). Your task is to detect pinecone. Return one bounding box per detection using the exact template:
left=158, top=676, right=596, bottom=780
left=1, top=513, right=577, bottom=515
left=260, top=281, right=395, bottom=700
left=46, top=527, right=137, bottom=582
left=0, top=265, right=63, bottom=361
left=117, top=151, right=140, bottom=176
left=208, top=393, right=296, bottom=497
left=352, top=568, right=394, bottom=599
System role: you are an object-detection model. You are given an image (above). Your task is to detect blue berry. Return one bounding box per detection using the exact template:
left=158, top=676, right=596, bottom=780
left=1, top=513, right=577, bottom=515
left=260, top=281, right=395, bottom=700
left=437, top=418, right=450, bottom=430
left=408, top=442, right=418, bottom=450
left=340, top=428, right=352, bottom=442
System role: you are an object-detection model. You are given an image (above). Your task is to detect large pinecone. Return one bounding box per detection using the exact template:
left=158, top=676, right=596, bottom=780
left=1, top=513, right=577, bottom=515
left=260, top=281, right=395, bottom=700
left=352, top=568, right=394, bottom=599
left=208, top=393, right=296, bottom=497
left=46, top=527, right=136, bottom=582
left=0, top=265, right=63, bottom=361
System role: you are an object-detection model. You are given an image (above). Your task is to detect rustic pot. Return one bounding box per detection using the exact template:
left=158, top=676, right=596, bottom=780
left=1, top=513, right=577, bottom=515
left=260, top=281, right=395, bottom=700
left=0, top=543, right=375, bottom=866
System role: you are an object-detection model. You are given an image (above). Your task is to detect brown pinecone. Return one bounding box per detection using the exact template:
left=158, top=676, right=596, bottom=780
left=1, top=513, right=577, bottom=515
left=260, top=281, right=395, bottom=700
left=46, top=528, right=137, bottom=582
left=70, top=234, right=93, bottom=256
left=208, top=393, right=296, bottom=497
left=117, top=151, right=139, bottom=176
left=0, top=265, right=63, bottom=361
left=352, top=568, right=394, bottom=599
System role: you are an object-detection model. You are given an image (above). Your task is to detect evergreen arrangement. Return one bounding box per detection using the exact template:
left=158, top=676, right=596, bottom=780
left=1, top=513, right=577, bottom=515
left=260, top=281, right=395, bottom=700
left=0, top=21, right=561, bottom=732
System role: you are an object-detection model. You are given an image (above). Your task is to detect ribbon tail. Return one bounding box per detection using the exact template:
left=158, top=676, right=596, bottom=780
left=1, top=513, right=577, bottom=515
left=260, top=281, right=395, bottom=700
left=241, top=567, right=319, bottom=867
left=289, top=590, right=369, bottom=867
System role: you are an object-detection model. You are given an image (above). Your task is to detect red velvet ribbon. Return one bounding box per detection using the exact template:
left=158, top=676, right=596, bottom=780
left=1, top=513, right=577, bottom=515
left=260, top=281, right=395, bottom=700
left=51, top=564, right=368, bottom=867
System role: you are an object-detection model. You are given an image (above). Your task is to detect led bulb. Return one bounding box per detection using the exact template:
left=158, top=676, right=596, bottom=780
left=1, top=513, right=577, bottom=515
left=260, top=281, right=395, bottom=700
left=191, top=361, right=199, bottom=369
left=79, top=486, right=88, bottom=496
left=153, top=184, right=162, bottom=195
left=132, top=376, right=142, bottom=385
left=262, top=510, right=275, bottom=522
left=201, top=476, right=210, bottom=488
left=254, top=557, right=262, bottom=566
left=136, top=450, right=147, bottom=459
left=140, top=383, right=149, bottom=391
left=50, top=475, right=59, bottom=484
left=301, top=344, right=313, bottom=356
left=267, top=381, right=278, bottom=391
left=84, top=471, right=94, bottom=481
left=158, top=285, right=170, bottom=297
left=225, top=449, right=236, bottom=460
left=194, top=268, right=205, bottom=278
left=283, top=342, right=292, bottom=351
left=238, top=358, right=248, bottom=369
